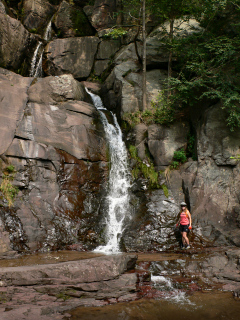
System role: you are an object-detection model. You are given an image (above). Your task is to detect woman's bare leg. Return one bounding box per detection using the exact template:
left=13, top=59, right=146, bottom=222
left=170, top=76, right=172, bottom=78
left=181, top=232, right=189, bottom=246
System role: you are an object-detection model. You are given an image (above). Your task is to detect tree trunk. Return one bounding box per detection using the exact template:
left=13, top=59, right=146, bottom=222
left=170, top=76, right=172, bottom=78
left=142, top=0, right=147, bottom=111
left=168, top=18, right=174, bottom=98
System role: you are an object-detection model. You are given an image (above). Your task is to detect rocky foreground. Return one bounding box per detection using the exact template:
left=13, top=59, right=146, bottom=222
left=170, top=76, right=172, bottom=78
left=0, top=248, right=240, bottom=320
left=0, top=254, right=137, bottom=319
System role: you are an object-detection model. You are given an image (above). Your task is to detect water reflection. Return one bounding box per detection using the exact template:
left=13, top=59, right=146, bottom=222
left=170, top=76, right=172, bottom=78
left=66, top=292, right=240, bottom=320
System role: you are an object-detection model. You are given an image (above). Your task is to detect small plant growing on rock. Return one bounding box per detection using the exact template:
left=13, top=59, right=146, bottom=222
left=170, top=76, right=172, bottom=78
left=103, top=28, right=128, bottom=39
left=128, top=145, right=161, bottom=189
left=0, top=165, right=19, bottom=207
left=170, top=148, right=187, bottom=169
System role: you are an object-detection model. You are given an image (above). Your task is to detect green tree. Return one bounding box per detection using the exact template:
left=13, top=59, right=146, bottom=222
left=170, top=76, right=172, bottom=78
left=167, top=0, right=240, bottom=130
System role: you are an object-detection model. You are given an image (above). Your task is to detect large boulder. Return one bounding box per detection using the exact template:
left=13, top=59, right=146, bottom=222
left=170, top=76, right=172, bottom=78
left=43, top=37, right=100, bottom=79
left=85, top=0, right=120, bottom=31
left=15, top=100, right=106, bottom=161
left=53, top=0, right=95, bottom=38
left=0, top=13, right=37, bottom=71
left=22, top=0, right=56, bottom=34
left=103, top=58, right=168, bottom=115
left=28, top=74, right=86, bottom=104
left=0, top=68, right=33, bottom=155
left=94, top=39, right=121, bottom=76
left=123, top=189, right=180, bottom=251
left=147, top=122, right=189, bottom=170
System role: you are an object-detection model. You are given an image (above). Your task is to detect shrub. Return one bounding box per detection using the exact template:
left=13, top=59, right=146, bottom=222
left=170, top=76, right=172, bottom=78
left=170, top=149, right=187, bottom=170
left=173, top=148, right=187, bottom=163
left=128, top=145, right=160, bottom=189
left=0, top=176, right=19, bottom=207
left=0, top=165, right=19, bottom=207
left=103, top=28, right=127, bottom=39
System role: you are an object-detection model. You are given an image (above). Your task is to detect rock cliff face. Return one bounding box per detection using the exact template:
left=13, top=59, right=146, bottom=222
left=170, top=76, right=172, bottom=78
left=0, top=69, right=108, bottom=252
left=0, top=0, right=240, bottom=253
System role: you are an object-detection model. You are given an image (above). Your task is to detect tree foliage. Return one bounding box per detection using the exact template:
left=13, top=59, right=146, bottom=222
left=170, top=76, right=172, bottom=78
left=165, top=0, right=240, bottom=131
left=120, top=0, right=240, bottom=131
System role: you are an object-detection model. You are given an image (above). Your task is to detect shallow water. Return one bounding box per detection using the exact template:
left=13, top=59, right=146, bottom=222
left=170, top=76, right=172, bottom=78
left=66, top=292, right=240, bottom=320
left=0, top=251, right=103, bottom=267
left=1, top=249, right=239, bottom=320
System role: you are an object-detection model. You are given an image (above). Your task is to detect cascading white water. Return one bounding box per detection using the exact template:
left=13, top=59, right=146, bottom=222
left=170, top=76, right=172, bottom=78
left=86, top=88, right=131, bottom=253
left=29, top=42, right=42, bottom=77
left=43, top=19, right=52, bottom=41
left=29, top=19, right=52, bottom=77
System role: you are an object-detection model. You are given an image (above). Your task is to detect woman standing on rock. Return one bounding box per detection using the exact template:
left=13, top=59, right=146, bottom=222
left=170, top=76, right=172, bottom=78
left=176, top=202, right=192, bottom=249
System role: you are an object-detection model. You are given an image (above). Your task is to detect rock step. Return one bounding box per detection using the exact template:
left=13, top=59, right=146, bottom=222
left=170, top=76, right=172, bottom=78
left=0, top=254, right=137, bottom=287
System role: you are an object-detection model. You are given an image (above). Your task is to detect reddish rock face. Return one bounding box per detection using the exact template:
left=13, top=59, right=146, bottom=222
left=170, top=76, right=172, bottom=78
left=0, top=71, right=108, bottom=252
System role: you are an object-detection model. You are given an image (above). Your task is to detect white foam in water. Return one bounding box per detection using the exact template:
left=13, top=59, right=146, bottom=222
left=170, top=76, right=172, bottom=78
left=151, top=275, right=173, bottom=288
left=86, top=88, right=131, bottom=254
left=151, top=274, right=195, bottom=305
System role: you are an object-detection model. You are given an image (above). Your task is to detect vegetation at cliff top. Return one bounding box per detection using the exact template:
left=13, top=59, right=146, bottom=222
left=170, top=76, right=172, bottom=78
left=121, top=0, right=240, bottom=131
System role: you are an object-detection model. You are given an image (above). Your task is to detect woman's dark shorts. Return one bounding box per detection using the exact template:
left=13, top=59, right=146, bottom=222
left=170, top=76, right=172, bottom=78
left=179, top=224, right=189, bottom=233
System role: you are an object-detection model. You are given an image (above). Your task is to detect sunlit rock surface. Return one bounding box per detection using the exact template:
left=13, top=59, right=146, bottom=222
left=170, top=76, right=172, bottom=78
left=0, top=71, right=108, bottom=252
left=0, top=69, right=32, bottom=155
left=44, top=37, right=100, bottom=79
left=0, top=14, right=37, bottom=70
left=0, top=253, right=137, bottom=319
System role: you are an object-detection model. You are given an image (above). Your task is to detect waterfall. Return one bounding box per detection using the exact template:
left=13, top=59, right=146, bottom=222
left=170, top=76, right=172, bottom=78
left=29, top=19, right=52, bottom=77
left=86, top=89, right=131, bottom=253
left=43, top=19, right=52, bottom=41
left=29, top=42, right=43, bottom=77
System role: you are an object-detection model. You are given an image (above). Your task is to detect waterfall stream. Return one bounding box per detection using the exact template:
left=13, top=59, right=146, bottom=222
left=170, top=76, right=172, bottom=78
left=86, top=89, right=131, bottom=253
left=29, top=41, right=43, bottom=77
left=29, top=19, right=52, bottom=77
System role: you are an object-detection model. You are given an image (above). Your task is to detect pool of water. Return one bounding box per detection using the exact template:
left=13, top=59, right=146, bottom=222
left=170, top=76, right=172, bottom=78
left=66, top=292, right=240, bottom=320
left=1, top=249, right=239, bottom=320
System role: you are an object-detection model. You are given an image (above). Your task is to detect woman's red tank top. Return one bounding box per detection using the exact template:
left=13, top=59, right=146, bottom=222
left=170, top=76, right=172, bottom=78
left=180, top=211, right=189, bottom=225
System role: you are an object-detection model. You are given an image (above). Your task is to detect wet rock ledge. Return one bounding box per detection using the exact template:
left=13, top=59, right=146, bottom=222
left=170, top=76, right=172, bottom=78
left=0, top=254, right=137, bottom=320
